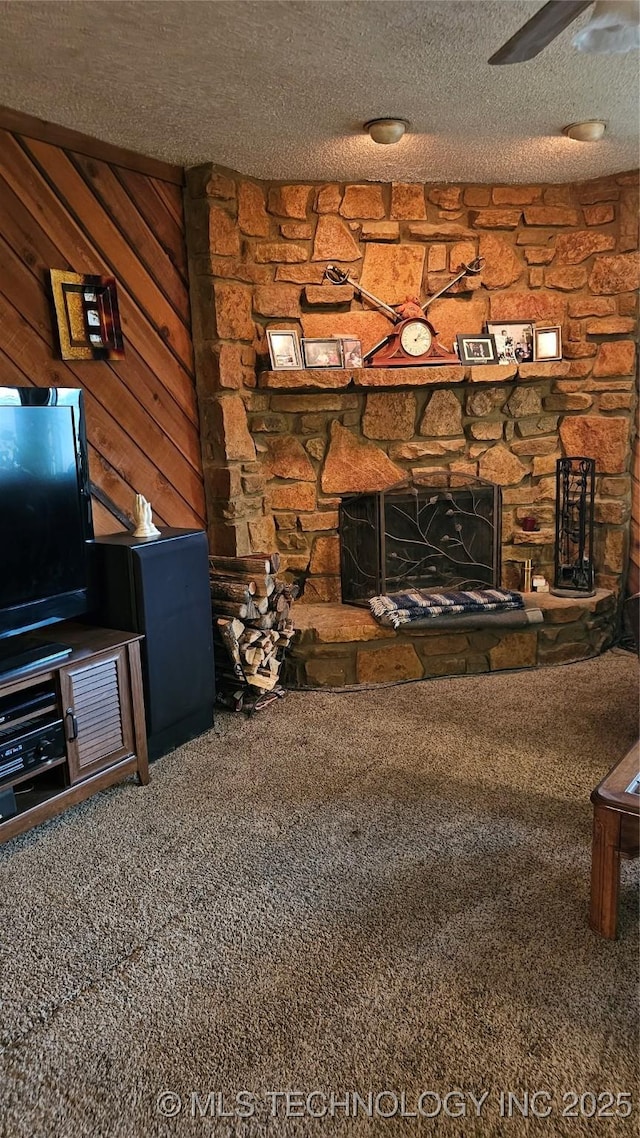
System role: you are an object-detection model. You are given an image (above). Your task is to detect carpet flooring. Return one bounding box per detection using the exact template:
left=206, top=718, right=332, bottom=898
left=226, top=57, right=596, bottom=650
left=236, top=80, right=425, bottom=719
left=0, top=652, right=638, bottom=1137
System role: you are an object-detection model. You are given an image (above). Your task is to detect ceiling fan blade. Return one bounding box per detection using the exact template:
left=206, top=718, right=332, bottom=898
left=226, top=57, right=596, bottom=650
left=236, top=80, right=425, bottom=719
left=488, top=0, right=593, bottom=64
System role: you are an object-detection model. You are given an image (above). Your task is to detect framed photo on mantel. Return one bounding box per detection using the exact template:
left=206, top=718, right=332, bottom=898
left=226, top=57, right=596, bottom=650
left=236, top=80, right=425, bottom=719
left=456, top=334, right=498, bottom=365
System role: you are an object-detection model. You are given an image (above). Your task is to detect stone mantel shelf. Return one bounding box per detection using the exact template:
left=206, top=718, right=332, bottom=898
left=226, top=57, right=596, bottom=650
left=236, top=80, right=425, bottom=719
left=259, top=360, right=571, bottom=392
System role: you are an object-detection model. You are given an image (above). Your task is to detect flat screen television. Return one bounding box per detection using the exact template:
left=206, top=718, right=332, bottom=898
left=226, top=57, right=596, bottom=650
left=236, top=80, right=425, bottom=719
left=0, top=387, right=94, bottom=671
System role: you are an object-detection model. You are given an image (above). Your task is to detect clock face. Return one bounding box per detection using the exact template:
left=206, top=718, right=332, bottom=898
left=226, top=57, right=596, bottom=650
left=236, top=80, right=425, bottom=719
left=400, top=320, right=433, bottom=357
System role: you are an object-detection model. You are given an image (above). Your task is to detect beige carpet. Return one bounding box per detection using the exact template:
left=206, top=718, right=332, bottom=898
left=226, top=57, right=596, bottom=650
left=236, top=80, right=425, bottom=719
left=0, top=651, right=638, bottom=1137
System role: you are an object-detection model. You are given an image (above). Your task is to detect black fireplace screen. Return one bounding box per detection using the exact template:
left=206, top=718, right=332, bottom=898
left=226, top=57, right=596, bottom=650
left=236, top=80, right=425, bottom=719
left=339, top=474, right=502, bottom=606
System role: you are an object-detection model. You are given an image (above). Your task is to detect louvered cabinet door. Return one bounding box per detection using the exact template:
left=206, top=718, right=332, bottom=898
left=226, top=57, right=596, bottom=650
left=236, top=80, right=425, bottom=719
left=59, top=647, right=135, bottom=784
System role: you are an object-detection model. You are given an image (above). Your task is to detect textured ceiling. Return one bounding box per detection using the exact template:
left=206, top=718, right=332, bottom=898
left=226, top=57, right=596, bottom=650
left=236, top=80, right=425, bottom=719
left=0, top=0, right=638, bottom=183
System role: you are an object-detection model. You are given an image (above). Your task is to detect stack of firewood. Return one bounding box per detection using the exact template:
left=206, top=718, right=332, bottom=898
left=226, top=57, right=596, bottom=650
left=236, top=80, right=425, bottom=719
left=209, top=553, right=298, bottom=709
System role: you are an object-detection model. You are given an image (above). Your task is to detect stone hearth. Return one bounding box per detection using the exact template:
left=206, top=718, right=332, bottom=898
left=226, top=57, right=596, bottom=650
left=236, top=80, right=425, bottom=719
left=284, top=590, right=615, bottom=687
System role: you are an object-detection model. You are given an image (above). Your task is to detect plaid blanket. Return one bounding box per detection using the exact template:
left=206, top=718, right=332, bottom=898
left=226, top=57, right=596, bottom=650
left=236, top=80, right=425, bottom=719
left=370, top=588, right=524, bottom=629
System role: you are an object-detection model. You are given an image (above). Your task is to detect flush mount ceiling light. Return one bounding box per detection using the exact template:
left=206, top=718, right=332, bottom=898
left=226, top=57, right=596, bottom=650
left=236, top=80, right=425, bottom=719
left=562, top=119, right=607, bottom=141
left=365, top=118, right=408, bottom=145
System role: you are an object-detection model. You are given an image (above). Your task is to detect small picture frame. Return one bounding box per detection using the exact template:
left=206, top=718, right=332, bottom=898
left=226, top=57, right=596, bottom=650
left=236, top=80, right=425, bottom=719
left=455, top=334, right=498, bottom=365
left=267, top=329, right=302, bottom=370
left=340, top=337, right=363, bottom=368
left=534, top=325, right=562, bottom=362
left=302, top=337, right=344, bottom=369
left=486, top=321, right=534, bottom=365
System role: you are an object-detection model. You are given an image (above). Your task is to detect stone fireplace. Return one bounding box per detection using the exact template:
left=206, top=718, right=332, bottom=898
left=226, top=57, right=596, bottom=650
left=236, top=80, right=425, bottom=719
left=184, top=164, right=638, bottom=680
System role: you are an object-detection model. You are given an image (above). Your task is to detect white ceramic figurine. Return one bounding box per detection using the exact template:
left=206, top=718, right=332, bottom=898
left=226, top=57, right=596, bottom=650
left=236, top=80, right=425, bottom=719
left=132, top=493, right=161, bottom=539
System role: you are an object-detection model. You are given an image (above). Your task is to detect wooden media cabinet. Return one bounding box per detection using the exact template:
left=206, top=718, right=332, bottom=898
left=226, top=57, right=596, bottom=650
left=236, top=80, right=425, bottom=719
left=0, top=624, right=149, bottom=845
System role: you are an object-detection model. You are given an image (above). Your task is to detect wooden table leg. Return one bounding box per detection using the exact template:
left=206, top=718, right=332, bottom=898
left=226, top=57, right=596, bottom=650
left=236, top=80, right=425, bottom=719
left=590, top=805, right=622, bottom=939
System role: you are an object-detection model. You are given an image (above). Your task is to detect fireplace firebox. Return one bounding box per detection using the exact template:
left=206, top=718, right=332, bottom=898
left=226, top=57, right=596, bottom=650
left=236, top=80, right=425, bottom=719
left=339, top=474, right=502, bottom=606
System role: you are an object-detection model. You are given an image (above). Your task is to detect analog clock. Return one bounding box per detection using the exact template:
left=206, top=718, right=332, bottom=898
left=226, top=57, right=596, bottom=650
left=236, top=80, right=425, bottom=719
left=399, top=320, right=433, bottom=357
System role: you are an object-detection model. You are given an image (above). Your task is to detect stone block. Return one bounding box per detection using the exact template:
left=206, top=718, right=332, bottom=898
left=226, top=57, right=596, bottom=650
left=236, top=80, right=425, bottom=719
left=267, top=482, right=316, bottom=511
left=554, top=231, right=615, bottom=264
left=470, top=209, right=522, bottom=229
left=589, top=252, right=640, bottom=294
left=280, top=222, right=312, bottom=240
left=390, top=183, right=426, bottom=219
left=468, top=386, right=513, bottom=416
left=388, top=440, right=465, bottom=460
left=524, top=206, right=580, bottom=226
left=250, top=413, right=288, bottom=432
left=543, top=393, right=593, bottom=410
left=271, top=394, right=358, bottom=412
left=511, top=436, right=558, bottom=456
left=299, top=511, right=339, bottom=531
left=489, top=631, right=537, bottom=670
left=599, top=476, right=629, bottom=498
left=262, top=436, right=315, bottom=481
left=304, top=284, right=354, bottom=305
left=470, top=421, right=503, bottom=440
left=489, top=292, right=566, bottom=325
left=302, top=577, right=342, bottom=604
left=248, top=516, right=277, bottom=551
left=408, top=222, right=474, bottom=241
left=560, top=415, right=629, bottom=473
left=479, top=445, right=528, bottom=485
left=309, top=535, right=340, bottom=574
left=524, top=247, right=556, bottom=265
left=242, top=473, right=266, bottom=495
left=237, top=181, right=270, bottom=236
left=211, top=394, right=256, bottom=461
left=363, top=392, right=417, bottom=440
left=356, top=644, right=423, bottom=684
left=305, top=658, right=351, bottom=687
left=340, top=184, right=385, bottom=219
left=301, top=311, right=391, bottom=355
left=309, top=215, right=359, bottom=260
left=464, top=186, right=490, bottom=207
left=360, top=243, right=426, bottom=305
left=259, top=368, right=351, bottom=391
left=493, top=185, right=540, bottom=205
left=568, top=296, right=616, bottom=318
left=517, top=360, right=571, bottom=379
left=529, top=268, right=544, bottom=289
left=267, top=185, right=312, bottom=219
left=253, top=284, right=300, bottom=318
left=428, top=186, right=462, bottom=210
left=427, top=295, right=489, bottom=349
left=276, top=264, right=334, bottom=284
left=619, top=187, right=639, bottom=252
left=321, top=421, right=404, bottom=494
left=563, top=342, right=597, bottom=359
left=586, top=316, right=636, bottom=335
left=516, top=413, right=559, bottom=435
left=305, top=438, right=325, bottom=461
left=274, top=512, right=297, bottom=530
left=477, top=232, right=523, bottom=289
left=415, top=633, right=469, bottom=654
left=598, top=392, right=633, bottom=411
left=315, top=185, right=343, bottom=213
left=506, top=386, right=543, bottom=417
left=538, top=642, right=591, bottom=665
left=253, top=242, right=308, bottom=263
left=603, top=529, right=626, bottom=573
left=583, top=203, right=615, bottom=226
left=355, top=365, right=467, bottom=388
left=361, top=222, right=399, bottom=242
left=277, top=530, right=309, bottom=552
left=511, top=529, right=554, bottom=545
left=594, top=500, right=628, bottom=524
left=418, top=389, right=463, bottom=437
left=532, top=453, right=561, bottom=476
left=592, top=340, right=636, bottom=377
left=429, top=245, right=448, bottom=272
left=544, top=266, right=588, bottom=291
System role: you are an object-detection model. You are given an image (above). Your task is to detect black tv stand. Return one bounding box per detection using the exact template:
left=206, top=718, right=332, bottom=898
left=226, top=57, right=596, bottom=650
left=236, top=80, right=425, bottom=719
left=0, top=636, right=72, bottom=680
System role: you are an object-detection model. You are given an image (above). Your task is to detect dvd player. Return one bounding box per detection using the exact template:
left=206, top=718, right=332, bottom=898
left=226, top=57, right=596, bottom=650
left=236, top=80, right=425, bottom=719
left=0, top=715, right=65, bottom=786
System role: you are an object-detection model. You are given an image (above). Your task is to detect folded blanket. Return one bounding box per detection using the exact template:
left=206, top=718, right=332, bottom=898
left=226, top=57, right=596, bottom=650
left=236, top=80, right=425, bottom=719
left=370, top=588, right=524, bottom=629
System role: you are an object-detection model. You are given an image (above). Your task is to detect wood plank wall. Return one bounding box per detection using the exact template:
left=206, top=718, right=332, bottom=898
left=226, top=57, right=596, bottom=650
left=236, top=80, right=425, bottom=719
left=0, top=110, right=205, bottom=536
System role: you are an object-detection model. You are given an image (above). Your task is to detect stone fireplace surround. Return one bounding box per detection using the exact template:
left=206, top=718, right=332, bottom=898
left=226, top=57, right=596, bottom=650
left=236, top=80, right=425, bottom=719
left=184, top=164, right=638, bottom=681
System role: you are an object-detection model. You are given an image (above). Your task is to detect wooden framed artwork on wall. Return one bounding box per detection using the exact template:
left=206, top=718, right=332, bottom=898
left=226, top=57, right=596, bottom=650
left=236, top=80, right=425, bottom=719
left=50, top=270, right=125, bottom=360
